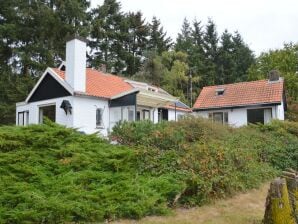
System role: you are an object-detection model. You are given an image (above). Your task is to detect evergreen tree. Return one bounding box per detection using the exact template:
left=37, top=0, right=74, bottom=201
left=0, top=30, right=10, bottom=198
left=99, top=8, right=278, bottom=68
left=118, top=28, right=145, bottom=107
left=0, top=0, right=89, bottom=76
left=175, top=18, right=193, bottom=55
left=124, top=11, right=149, bottom=76
left=203, top=18, right=219, bottom=86
left=217, top=30, right=237, bottom=84
left=232, top=31, right=255, bottom=81
left=148, top=17, right=172, bottom=54
left=89, top=0, right=125, bottom=73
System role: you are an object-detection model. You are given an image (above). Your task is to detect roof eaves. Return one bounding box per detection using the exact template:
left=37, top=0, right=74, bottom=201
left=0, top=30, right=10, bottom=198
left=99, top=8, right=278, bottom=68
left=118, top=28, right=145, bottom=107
left=193, top=101, right=282, bottom=111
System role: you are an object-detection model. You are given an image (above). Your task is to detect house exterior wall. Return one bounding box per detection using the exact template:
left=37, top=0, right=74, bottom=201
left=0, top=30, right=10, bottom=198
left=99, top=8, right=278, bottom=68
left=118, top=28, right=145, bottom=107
left=195, top=104, right=284, bottom=127
left=168, top=109, right=188, bottom=121
left=72, top=96, right=109, bottom=136
left=16, top=96, right=73, bottom=127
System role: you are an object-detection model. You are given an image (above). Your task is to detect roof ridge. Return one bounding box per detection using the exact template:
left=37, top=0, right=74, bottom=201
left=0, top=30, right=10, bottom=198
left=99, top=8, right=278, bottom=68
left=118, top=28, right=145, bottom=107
left=202, top=79, right=283, bottom=89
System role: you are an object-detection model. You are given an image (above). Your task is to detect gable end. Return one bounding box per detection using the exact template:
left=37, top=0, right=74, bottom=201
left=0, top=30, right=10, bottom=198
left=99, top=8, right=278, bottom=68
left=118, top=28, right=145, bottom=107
left=28, top=73, right=71, bottom=103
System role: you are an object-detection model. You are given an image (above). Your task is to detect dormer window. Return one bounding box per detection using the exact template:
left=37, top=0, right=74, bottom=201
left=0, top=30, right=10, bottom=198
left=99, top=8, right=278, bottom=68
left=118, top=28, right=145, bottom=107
left=216, top=88, right=225, bottom=96
left=148, top=87, right=157, bottom=92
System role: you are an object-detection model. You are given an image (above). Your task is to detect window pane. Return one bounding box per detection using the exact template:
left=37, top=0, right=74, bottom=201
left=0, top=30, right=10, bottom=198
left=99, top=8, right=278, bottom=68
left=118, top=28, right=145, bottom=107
left=247, top=109, right=264, bottom=124
left=224, top=112, right=228, bottom=124
left=18, top=112, right=24, bottom=126
left=96, top=109, right=103, bottom=127
left=128, top=110, right=134, bottom=121
left=143, top=110, right=150, bottom=120
left=39, top=105, right=56, bottom=123
left=264, top=108, right=272, bottom=124
left=213, top=112, right=223, bottom=123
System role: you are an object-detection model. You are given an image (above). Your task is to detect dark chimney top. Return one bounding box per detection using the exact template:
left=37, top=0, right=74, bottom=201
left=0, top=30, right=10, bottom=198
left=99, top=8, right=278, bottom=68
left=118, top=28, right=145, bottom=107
left=268, top=70, right=280, bottom=82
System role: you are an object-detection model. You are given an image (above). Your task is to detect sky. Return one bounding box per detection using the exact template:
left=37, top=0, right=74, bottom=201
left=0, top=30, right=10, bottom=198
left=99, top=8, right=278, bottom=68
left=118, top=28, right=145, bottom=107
left=90, top=0, right=298, bottom=55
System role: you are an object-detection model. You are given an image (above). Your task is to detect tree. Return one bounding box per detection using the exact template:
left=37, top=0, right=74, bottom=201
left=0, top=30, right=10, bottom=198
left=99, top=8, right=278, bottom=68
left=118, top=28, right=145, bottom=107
left=89, top=0, right=125, bottom=73
left=202, top=18, right=219, bottom=86
left=232, top=31, right=255, bottom=82
left=217, top=30, right=237, bottom=84
left=123, top=11, right=149, bottom=76
left=0, top=0, right=90, bottom=76
left=175, top=18, right=193, bottom=55
left=148, top=16, right=172, bottom=54
left=248, top=43, right=298, bottom=120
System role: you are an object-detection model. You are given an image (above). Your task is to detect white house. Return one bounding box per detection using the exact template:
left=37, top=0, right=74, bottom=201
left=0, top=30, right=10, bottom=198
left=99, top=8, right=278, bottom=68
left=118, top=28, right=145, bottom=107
left=193, top=75, right=286, bottom=126
left=16, top=37, right=191, bottom=136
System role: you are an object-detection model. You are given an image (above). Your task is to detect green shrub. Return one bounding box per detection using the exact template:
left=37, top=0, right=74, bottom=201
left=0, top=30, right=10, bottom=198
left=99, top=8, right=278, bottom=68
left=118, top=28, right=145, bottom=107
left=0, top=118, right=297, bottom=223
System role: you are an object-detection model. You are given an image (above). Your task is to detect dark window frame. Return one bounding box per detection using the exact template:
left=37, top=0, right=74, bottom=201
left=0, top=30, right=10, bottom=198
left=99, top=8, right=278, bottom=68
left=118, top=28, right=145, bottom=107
left=247, top=108, right=272, bottom=125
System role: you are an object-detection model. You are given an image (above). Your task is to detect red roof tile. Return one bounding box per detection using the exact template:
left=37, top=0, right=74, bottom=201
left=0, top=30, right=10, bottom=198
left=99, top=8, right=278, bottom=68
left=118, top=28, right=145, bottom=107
left=193, top=79, right=284, bottom=110
left=51, top=68, right=133, bottom=99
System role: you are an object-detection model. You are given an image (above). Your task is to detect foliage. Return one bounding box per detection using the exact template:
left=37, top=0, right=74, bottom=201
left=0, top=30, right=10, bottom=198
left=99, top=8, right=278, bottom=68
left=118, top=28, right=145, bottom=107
left=112, top=118, right=298, bottom=206
left=0, top=68, right=35, bottom=125
left=248, top=44, right=298, bottom=121
left=1, top=118, right=297, bottom=222
left=0, top=123, right=185, bottom=223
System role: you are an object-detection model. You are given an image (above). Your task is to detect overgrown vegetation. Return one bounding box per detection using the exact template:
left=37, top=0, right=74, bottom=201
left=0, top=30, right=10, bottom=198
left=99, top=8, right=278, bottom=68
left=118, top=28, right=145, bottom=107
left=1, top=118, right=297, bottom=223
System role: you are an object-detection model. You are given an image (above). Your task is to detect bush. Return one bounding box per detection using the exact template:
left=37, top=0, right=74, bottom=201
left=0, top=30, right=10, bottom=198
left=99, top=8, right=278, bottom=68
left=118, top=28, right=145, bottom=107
left=1, top=118, right=297, bottom=223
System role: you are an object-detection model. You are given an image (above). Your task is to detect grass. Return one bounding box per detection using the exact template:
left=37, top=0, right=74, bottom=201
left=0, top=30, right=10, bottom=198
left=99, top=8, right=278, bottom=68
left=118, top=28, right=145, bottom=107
left=115, top=183, right=269, bottom=224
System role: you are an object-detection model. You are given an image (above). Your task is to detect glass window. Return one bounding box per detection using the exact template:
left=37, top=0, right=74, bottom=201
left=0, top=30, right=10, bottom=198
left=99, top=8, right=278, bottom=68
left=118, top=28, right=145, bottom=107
left=213, top=112, right=223, bottom=123
left=96, top=108, right=104, bottom=128
left=39, top=105, right=56, bottom=124
left=247, top=108, right=272, bottom=124
left=208, top=112, right=228, bottom=124
left=18, top=112, right=24, bottom=126
left=128, top=109, right=134, bottom=121
left=143, top=110, right=150, bottom=120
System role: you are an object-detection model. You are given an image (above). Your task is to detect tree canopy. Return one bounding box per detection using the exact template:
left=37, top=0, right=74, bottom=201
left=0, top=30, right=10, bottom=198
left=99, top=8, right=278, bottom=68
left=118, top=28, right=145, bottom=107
left=1, top=0, right=297, bottom=124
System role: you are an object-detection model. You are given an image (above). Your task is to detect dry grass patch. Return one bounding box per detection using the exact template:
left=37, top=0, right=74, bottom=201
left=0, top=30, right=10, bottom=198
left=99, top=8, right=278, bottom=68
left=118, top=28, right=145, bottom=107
left=114, top=183, right=269, bottom=224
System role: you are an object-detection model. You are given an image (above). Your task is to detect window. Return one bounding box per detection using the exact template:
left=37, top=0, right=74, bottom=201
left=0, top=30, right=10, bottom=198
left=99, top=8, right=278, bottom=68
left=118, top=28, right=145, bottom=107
left=216, top=88, right=225, bottom=96
left=136, top=111, right=141, bottom=121
left=143, top=110, right=150, bottom=120
left=247, top=108, right=272, bottom=124
left=96, top=108, right=104, bottom=128
left=18, top=111, right=29, bottom=126
left=39, top=105, right=56, bottom=124
left=208, top=111, right=229, bottom=124
left=128, top=109, right=134, bottom=121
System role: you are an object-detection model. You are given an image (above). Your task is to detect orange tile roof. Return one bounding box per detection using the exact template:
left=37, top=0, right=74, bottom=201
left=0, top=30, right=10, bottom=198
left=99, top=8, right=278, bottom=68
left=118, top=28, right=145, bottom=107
left=51, top=68, right=133, bottom=99
left=193, top=79, right=284, bottom=110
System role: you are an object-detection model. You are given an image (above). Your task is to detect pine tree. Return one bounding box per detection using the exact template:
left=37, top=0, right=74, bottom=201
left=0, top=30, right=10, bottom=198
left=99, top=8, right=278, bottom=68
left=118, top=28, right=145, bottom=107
left=203, top=18, right=219, bottom=86
left=148, top=17, right=172, bottom=54
left=0, top=0, right=89, bottom=76
left=175, top=18, right=193, bottom=55
left=124, top=11, right=149, bottom=76
left=217, top=30, right=237, bottom=84
left=232, top=31, right=255, bottom=81
left=89, top=0, right=125, bottom=73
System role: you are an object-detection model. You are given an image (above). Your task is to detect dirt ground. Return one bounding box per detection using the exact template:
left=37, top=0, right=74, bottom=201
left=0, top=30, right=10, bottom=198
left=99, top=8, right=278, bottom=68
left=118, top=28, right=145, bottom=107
left=113, top=183, right=269, bottom=224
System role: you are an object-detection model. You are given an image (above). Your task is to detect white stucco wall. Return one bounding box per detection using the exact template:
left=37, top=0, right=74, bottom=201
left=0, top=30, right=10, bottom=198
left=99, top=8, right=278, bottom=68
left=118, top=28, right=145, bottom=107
left=196, top=104, right=284, bottom=127
left=72, top=96, right=109, bottom=136
left=168, top=109, right=189, bottom=121
left=16, top=96, right=73, bottom=127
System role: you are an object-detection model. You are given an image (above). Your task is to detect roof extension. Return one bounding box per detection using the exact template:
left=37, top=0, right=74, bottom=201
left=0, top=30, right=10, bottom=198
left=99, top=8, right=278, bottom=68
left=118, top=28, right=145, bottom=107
left=193, top=79, right=284, bottom=110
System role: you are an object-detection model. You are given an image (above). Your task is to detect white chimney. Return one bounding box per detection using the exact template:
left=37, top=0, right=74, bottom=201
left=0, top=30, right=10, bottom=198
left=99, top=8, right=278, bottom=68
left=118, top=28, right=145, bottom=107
left=65, top=37, right=87, bottom=92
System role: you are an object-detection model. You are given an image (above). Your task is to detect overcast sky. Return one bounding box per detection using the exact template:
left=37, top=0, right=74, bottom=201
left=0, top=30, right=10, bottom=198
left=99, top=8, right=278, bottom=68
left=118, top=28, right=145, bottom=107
left=90, top=0, right=298, bottom=55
